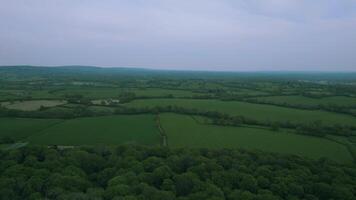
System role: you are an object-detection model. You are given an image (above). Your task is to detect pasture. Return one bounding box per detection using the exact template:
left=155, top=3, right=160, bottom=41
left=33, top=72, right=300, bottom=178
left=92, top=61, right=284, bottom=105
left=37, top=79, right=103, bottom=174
left=51, top=88, right=120, bottom=99
left=160, top=113, right=353, bottom=163
left=0, top=118, right=63, bottom=140
left=1, top=100, right=66, bottom=111
left=28, top=115, right=160, bottom=145
left=250, top=95, right=356, bottom=107
left=126, top=99, right=356, bottom=126
left=121, top=88, right=198, bottom=97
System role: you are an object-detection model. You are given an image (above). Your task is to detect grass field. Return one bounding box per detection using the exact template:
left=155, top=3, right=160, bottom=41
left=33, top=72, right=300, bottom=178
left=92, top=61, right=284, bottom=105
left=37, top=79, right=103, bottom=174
left=28, top=115, right=160, bottom=145
left=160, top=113, right=353, bottom=163
left=229, top=89, right=270, bottom=96
left=250, top=95, right=356, bottom=107
left=52, top=88, right=120, bottom=99
left=0, top=89, right=63, bottom=100
left=121, top=88, right=198, bottom=97
left=126, top=99, right=356, bottom=126
left=0, top=118, right=63, bottom=140
left=1, top=100, right=66, bottom=111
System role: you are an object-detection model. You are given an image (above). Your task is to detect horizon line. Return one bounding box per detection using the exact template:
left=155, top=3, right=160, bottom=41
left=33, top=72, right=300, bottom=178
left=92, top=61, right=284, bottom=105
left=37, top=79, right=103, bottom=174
left=1, top=65, right=356, bottom=73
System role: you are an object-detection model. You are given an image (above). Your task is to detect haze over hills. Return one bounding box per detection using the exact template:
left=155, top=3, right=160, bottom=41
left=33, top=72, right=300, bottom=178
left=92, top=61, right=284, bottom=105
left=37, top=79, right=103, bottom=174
left=1, top=65, right=356, bottom=81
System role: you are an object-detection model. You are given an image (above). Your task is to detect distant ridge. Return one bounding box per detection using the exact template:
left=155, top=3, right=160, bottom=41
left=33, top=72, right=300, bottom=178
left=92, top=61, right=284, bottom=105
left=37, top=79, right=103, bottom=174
left=1, top=65, right=356, bottom=73
left=1, top=65, right=356, bottom=81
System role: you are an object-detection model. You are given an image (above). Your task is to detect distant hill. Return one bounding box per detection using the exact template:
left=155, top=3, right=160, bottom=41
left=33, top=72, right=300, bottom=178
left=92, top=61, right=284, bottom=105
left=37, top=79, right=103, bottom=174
left=0, top=65, right=356, bottom=81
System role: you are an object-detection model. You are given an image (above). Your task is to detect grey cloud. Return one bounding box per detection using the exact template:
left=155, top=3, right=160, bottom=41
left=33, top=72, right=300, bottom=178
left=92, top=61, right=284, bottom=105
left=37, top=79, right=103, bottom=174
left=0, top=0, right=355, bottom=71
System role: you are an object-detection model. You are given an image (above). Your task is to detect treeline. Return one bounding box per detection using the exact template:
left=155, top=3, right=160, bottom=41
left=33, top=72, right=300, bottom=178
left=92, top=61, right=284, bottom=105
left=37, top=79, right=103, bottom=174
left=245, top=98, right=356, bottom=117
left=1, top=145, right=355, bottom=200
left=1, top=103, right=354, bottom=138
left=114, top=106, right=355, bottom=137
left=0, top=105, right=95, bottom=119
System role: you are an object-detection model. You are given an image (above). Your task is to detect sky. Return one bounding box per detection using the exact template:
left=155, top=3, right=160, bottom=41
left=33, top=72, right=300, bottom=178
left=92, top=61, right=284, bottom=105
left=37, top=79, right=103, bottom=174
left=0, top=0, right=356, bottom=71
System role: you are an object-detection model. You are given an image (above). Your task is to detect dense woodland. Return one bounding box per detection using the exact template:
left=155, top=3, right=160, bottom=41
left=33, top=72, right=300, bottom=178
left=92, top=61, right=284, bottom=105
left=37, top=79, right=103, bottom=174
left=1, top=145, right=356, bottom=200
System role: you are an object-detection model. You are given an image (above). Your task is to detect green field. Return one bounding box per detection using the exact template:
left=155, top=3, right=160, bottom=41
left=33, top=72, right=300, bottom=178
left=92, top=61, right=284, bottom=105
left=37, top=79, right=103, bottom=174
left=250, top=95, right=356, bottom=107
left=28, top=115, right=160, bottom=145
left=160, top=113, right=353, bottom=163
left=1, top=100, right=66, bottom=111
left=52, top=88, right=120, bottom=99
left=0, top=118, right=63, bottom=140
left=122, top=88, right=198, bottom=97
left=126, top=99, right=356, bottom=126
left=49, top=87, right=200, bottom=99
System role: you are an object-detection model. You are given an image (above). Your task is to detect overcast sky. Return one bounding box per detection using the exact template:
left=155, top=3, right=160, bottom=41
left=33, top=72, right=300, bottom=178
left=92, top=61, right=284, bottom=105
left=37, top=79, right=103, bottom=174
left=0, top=0, right=356, bottom=71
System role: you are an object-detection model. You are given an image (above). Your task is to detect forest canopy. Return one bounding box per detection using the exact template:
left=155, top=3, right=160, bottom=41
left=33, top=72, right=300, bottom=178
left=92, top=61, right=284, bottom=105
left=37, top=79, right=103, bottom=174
left=0, top=145, right=355, bottom=200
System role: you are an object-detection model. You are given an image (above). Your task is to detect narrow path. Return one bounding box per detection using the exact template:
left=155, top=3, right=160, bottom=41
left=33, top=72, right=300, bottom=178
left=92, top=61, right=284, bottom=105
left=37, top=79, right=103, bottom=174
left=156, top=114, right=168, bottom=147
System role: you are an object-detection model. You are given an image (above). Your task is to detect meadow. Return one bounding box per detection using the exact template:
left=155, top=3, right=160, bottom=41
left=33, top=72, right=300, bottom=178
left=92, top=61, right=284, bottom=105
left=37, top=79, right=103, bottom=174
left=1, top=100, right=66, bottom=111
left=126, top=98, right=356, bottom=126
left=120, top=88, right=199, bottom=97
left=0, top=118, right=63, bottom=140
left=160, top=113, right=353, bottom=162
left=28, top=115, right=160, bottom=145
left=250, top=95, right=356, bottom=107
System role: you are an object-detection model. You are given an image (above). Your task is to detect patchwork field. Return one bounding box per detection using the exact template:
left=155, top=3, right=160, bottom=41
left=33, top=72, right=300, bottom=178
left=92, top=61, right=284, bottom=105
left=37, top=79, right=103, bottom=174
left=28, top=115, right=160, bottom=145
left=51, top=88, right=120, bottom=99
left=160, top=113, right=353, bottom=163
left=1, top=100, right=67, bottom=111
left=0, top=89, right=63, bottom=100
left=47, top=87, right=201, bottom=99
left=250, top=95, right=356, bottom=107
left=126, top=99, right=356, bottom=126
left=121, top=88, right=198, bottom=97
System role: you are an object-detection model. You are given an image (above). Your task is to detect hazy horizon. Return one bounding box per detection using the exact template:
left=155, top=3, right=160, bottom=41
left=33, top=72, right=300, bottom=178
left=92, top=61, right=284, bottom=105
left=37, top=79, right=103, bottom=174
left=1, top=1, right=356, bottom=71
left=3, top=65, right=356, bottom=73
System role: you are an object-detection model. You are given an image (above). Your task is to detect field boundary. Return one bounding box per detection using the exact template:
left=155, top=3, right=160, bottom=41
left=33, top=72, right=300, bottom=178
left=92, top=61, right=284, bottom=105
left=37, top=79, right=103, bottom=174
left=325, top=136, right=356, bottom=163
left=156, top=114, right=168, bottom=147
left=190, top=115, right=205, bottom=125
left=24, top=120, right=67, bottom=142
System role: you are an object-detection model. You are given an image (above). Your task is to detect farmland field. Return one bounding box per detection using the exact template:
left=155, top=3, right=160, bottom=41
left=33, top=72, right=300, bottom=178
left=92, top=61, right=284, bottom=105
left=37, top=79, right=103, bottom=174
left=0, top=118, right=63, bottom=140
left=120, top=88, right=199, bottom=97
left=160, top=113, right=353, bottom=162
left=126, top=98, right=356, bottom=126
left=1, top=100, right=67, bottom=111
left=50, top=88, right=120, bottom=99
left=28, top=115, right=160, bottom=145
left=250, top=95, right=356, bottom=107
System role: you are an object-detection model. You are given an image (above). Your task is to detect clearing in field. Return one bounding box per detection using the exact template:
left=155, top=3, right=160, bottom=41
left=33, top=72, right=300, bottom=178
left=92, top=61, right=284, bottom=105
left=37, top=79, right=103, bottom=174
left=126, top=99, right=356, bottom=126
left=159, top=113, right=353, bottom=163
left=28, top=115, right=160, bottom=145
left=1, top=100, right=67, bottom=111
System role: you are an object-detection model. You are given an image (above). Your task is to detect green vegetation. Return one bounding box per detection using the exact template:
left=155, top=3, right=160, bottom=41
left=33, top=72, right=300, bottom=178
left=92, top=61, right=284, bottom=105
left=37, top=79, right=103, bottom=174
left=121, top=88, right=199, bottom=98
left=28, top=115, right=160, bottom=145
left=1, top=100, right=66, bottom=111
left=160, top=113, right=353, bottom=162
left=0, top=118, right=63, bottom=140
left=1, top=145, right=355, bottom=200
left=126, top=98, right=356, bottom=126
left=250, top=95, right=356, bottom=107
left=1, top=66, right=356, bottom=199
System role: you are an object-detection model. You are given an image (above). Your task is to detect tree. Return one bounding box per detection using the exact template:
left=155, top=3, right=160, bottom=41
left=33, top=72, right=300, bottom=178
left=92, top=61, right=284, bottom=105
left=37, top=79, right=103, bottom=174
left=239, top=174, right=258, bottom=193
left=174, top=173, right=196, bottom=196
